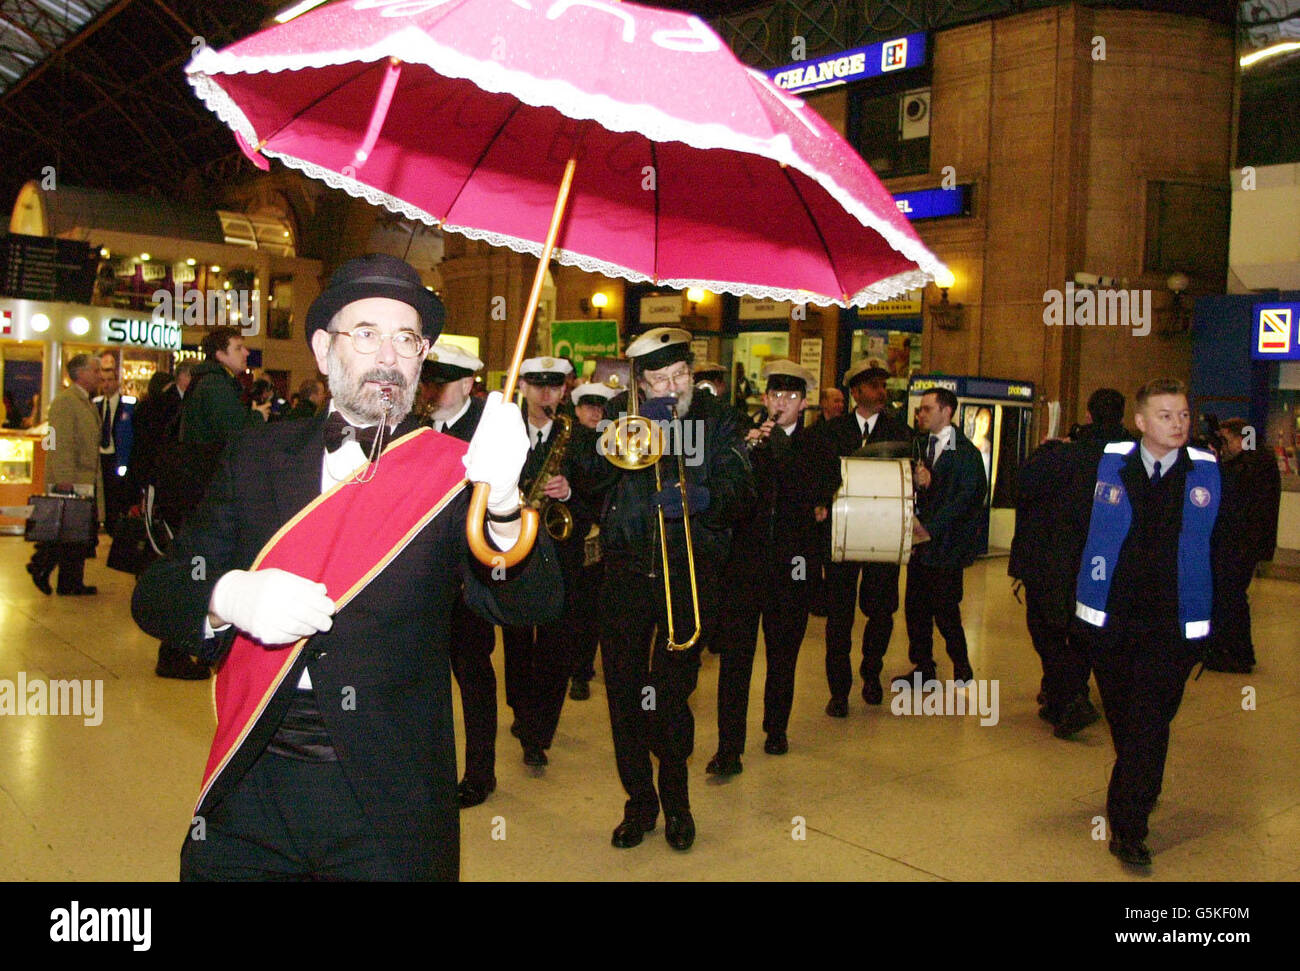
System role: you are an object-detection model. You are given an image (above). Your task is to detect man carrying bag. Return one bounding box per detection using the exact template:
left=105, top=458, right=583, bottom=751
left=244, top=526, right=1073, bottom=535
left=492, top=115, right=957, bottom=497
left=27, top=354, right=103, bottom=596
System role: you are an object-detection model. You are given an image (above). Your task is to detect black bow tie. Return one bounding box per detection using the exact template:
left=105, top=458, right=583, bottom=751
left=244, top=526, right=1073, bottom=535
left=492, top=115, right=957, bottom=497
left=324, top=411, right=381, bottom=453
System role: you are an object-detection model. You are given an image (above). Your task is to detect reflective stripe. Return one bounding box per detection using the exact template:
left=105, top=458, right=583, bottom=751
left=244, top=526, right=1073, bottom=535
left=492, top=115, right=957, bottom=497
left=1104, top=441, right=1136, bottom=455
left=1075, top=602, right=1107, bottom=627
left=1186, top=446, right=1216, bottom=463
left=1185, top=620, right=1210, bottom=639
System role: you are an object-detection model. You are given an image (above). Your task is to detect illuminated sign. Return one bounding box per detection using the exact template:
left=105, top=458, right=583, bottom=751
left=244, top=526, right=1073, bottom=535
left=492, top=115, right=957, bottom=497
left=1253, top=302, right=1300, bottom=360
left=105, top=317, right=182, bottom=351
left=893, top=185, right=972, bottom=221
left=767, top=32, right=927, bottom=94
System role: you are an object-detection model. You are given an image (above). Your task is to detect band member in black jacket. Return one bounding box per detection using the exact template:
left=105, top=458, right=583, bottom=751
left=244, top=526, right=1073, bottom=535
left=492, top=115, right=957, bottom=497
left=132, top=255, right=561, bottom=881
left=421, top=341, right=501, bottom=809
left=579, top=327, right=755, bottom=852
left=817, top=361, right=912, bottom=713
left=502, top=357, right=601, bottom=769
left=898, top=387, right=987, bottom=686
left=709, top=361, right=838, bottom=773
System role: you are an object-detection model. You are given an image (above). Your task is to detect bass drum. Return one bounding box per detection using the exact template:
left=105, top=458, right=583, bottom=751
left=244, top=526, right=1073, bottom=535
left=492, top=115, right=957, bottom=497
left=831, top=457, right=915, bottom=564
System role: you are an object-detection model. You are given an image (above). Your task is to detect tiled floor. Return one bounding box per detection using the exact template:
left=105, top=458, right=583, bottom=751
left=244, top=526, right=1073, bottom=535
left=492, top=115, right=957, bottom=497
left=1, top=534, right=1296, bottom=882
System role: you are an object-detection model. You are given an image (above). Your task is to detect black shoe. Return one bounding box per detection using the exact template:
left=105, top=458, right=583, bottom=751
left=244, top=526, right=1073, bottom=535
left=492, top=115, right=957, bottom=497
left=825, top=697, right=849, bottom=718
left=861, top=678, right=883, bottom=705
left=1038, top=704, right=1060, bottom=724
left=1053, top=695, right=1101, bottom=738
left=952, top=662, right=974, bottom=685
left=1203, top=654, right=1254, bottom=674
left=665, top=811, right=696, bottom=851
left=763, top=733, right=788, bottom=755
left=1036, top=690, right=1047, bottom=706
left=26, top=564, right=52, bottom=596
left=891, top=667, right=936, bottom=688
left=57, top=585, right=97, bottom=596
left=523, top=746, right=548, bottom=767
left=1109, top=837, right=1152, bottom=867
left=458, top=777, right=496, bottom=809
left=509, top=720, right=522, bottom=739
left=611, top=814, right=657, bottom=848
left=569, top=678, right=590, bottom=700
left=705, top=752, right=743, bottom=776
left=155, top=648, right=211, bottom=681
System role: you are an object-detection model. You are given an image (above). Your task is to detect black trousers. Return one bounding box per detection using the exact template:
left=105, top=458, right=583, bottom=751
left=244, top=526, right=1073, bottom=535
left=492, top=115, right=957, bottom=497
left=180, top=751, right=445, bottom=881
left=28, top=541, right=89, bottom=592
left=1024, top=581, right=1092, bottom=710
left=100, top=453, right=130, bottom=532
left=449, top=598, right=497, bottom=785
left=571, top=561, right=604, bottom=682
left=715, top=566, right=811, bottom=756
left=903, top=562, right=969, bottom=673
left=1210, top=558, right=1256, bottom=665
left=502, top=617, right=574, bottom=751
left=1080, top=621, right=1200, bottom=842
left=601, top=561, right=705, bottom=819
left=824, top=560, right=900, bottom=698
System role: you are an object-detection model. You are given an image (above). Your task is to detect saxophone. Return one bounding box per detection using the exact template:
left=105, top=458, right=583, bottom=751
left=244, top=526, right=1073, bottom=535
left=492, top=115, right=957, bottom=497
left=525, top=409, right=574, bottom=541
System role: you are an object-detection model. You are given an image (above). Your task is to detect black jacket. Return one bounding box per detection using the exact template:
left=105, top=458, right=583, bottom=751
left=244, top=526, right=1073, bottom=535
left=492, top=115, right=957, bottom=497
left=581, top=389, right=755, bottom=576
left=819, top=406, right=912, bottom=459
left=131, top=412, right=562, bottom=880
left=732, top=415, right=839, bottom=573
left=1218, top=448, right=1281, bottom=567
left=912, top=425, right=987, bottom=569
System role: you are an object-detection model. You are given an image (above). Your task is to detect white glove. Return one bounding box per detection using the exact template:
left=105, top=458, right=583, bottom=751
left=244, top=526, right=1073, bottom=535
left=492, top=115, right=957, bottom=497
left=463, top=391, right=527, bottom=515
left=209, top=568, right=336, bottom=646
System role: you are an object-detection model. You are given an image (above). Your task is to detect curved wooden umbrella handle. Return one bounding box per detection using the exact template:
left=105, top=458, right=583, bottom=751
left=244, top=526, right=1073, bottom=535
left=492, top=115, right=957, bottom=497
left=466, top=481, right=540, bottom=569
left=465, top=151, right=578, bottom=568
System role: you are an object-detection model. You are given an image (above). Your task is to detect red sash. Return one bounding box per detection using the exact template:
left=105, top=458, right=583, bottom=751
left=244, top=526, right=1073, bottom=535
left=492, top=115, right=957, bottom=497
left=196, top=427, right=468, bottom=810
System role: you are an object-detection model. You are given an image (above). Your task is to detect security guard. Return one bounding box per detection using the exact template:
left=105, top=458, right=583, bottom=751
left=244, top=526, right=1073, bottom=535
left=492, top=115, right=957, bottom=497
left=568, top=379, right=618, bottom=701
left=817, top=361, right=911, bottom=714
left=420, top=341, right=499, bottom=808
left=580, top=327, right=754, bottom=851
left=502, top=357, right=599, bottom=767
left=1072, top=378, right=1222, bottom=867
left=709, top=361, right=837, bottom=773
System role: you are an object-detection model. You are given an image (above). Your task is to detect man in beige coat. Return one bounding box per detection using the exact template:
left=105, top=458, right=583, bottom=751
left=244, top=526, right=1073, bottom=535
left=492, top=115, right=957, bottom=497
left=28, top=353, right=103, bottom=595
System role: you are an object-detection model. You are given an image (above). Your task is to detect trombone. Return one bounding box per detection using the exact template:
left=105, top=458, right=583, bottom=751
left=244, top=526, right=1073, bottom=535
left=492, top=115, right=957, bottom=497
left=597, top=364, right=702, bottom=651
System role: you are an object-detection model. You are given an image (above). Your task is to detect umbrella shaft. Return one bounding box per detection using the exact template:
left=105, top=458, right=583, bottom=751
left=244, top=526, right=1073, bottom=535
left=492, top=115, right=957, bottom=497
left=501, top=152, right=578, bottom=401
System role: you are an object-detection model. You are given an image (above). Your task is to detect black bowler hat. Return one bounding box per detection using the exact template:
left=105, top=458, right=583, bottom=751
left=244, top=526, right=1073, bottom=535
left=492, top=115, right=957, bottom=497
left=305, top=253, right=446, bottom=345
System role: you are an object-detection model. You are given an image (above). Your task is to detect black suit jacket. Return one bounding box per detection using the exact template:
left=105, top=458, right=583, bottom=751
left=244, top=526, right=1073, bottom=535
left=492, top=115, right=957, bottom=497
left=912, top=425, right=987, bottom=569
left=131, top=412, right=562, bottom=880
left=820, top=406, right=912, bottom=460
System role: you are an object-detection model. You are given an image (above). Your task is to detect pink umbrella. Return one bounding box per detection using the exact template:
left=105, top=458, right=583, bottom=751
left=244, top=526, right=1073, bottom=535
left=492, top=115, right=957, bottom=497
left=186, top=0, right=944, bottom=564
left=188, top=0, right=940, bottom=306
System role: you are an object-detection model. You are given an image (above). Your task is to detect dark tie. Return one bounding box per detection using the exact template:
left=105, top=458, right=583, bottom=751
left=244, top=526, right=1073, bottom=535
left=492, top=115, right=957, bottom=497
left=100, top=399, right=113, bottom=449
left=535, top=428, right=544, bottom=450
left=926, top=434, right=938, bottom=468
left=1151, top=459, right=1162, bottom=483
left=861, top=417, right=871, bottom=444
left=324, top=411, right=379, bottom=453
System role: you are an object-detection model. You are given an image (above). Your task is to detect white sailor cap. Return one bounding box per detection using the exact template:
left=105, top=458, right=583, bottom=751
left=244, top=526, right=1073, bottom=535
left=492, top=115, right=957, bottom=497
left=422, top=341, right=483, bottom=381
left=843, top=357, right=891, bottom=388
left=520, top=355, right=574, bottom=386
left=762, top=359, right=817, bottom=394
left=626, top=327, right=692, bottom=371
left=572, top=381, right=619, bottom=406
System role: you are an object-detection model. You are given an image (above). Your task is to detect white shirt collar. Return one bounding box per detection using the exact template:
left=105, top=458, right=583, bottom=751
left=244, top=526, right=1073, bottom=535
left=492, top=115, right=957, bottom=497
left=856, top=410, right=879, bottom=436
left=436, top=396, right=471, bottom=433
left=1139, top=442, right=1175, bottom=478
left=528, top=417, right=554, bottom=446
left=320, top=403, right=378, bottom=492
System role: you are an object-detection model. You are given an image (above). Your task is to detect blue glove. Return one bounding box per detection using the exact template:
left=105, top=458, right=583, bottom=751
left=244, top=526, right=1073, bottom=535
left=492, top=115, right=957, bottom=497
left=640, top=396, right=676, bottom=422
left=652, top=483, right=710, bottom=518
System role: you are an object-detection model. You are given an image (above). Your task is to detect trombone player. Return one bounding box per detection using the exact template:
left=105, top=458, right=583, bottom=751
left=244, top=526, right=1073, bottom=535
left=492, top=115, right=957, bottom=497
left=582, top=328, right=755, bottom=851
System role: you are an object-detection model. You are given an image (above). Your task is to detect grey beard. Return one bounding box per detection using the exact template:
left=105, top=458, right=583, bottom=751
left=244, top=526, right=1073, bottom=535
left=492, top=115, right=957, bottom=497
left=672, top=385, right=693, bottom=416
left=327, top=353, right=416, bottom=426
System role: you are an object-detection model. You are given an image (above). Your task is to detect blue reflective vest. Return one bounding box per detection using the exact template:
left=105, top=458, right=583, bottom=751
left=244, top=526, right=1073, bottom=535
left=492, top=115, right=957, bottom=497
left=1074, top=441, right=1219, bottom=639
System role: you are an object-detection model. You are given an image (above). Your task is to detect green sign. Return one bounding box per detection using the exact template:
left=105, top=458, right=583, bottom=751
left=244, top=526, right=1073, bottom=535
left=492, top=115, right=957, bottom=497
left=550, top=319, right=620, bottom=375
